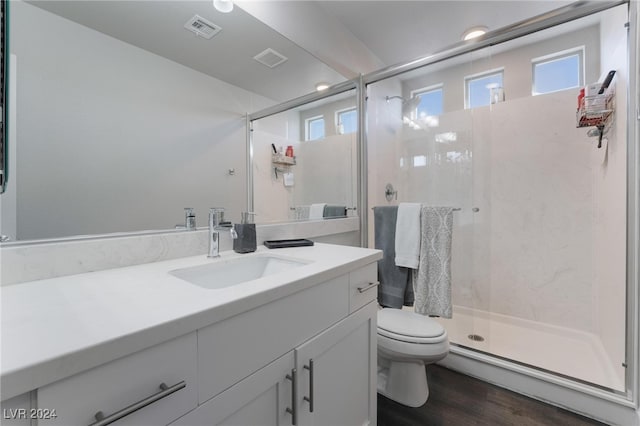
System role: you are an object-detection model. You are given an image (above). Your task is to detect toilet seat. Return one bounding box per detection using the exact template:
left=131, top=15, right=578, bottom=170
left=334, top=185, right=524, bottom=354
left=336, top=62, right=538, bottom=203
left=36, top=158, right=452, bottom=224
left=377, top=308, right=446, bottom=344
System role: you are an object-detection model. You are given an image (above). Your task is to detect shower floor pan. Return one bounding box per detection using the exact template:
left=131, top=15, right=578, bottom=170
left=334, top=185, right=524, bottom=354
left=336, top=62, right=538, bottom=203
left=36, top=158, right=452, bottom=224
left=404, top=305, right=625, bottom=392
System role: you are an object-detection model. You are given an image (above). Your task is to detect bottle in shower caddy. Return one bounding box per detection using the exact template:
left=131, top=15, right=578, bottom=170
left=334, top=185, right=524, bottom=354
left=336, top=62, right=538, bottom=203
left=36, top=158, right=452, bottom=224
left=233, top=212, right=257, bottom=254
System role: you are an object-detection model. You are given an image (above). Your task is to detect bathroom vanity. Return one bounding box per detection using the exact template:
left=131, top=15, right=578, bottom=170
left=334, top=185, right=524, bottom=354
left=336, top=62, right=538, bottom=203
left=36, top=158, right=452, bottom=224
left=1, top=244, right=382, bottom=426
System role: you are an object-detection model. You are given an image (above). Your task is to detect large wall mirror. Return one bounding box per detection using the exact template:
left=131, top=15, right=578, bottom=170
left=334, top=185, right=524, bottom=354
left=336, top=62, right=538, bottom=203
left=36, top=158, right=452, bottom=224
left=0, top=0, right=346, bottom=241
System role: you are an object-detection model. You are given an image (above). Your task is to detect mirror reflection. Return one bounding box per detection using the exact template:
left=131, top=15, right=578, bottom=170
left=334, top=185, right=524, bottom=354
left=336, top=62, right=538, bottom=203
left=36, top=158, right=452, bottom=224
left=252, top=90, right=358, bottom=223
left=1, top=0, right=346, bottom=241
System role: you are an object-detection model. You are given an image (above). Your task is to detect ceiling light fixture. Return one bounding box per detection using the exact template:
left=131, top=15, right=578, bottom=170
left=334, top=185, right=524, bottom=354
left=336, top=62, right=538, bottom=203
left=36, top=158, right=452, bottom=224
left=213, top=0, right=234, bottom=13
left=315, top=83, right=330, bottom=92
left=462, top=26, right=488, bottom=41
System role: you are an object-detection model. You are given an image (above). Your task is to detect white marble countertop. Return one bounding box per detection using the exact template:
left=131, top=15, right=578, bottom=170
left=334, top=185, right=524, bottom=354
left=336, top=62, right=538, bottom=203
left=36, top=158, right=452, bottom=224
left=1, top=243, right=382, bottom=400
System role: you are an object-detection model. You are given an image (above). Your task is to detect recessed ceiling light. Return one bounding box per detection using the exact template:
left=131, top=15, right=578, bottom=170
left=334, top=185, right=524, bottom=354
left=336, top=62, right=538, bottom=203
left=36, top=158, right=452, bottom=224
left=213, top=0, right=234, bottom=13
left=462, top=26, right=488, bottom=41
left=315, top=83, right=330, bottom=92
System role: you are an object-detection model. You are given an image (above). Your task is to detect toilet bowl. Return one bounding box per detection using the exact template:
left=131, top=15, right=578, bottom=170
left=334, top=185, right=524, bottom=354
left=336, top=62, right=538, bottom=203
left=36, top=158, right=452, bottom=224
left=377, top=308, right=449, bottom=407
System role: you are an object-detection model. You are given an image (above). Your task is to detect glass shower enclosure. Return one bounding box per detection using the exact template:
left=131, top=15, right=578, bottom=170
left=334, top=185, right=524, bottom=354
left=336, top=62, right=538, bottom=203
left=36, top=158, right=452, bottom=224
left=365, top=4, right=629, bottom=394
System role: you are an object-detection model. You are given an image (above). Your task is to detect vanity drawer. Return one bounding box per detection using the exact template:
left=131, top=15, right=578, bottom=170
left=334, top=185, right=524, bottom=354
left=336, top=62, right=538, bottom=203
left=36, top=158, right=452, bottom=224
left=349, top=263, right=378, bottom=313
left=197, top=275, right=349, bottom=403
left=37, top=332, right=197, bottom=426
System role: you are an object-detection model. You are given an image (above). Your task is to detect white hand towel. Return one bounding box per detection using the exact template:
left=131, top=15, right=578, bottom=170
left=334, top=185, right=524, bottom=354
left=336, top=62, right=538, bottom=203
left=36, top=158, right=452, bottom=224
left=395, top=203, right=422, bottom=269
left=309, top=203, right=327, bottom=220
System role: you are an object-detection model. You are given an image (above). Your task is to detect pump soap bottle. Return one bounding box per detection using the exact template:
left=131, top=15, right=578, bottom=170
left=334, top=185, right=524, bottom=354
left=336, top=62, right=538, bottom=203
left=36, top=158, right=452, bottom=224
left=233, top=212, right=257, bottom=253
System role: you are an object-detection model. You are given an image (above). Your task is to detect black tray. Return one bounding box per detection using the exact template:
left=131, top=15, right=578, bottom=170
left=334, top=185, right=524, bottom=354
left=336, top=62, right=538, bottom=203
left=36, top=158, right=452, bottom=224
left=264, top=239, right=314, bottom=249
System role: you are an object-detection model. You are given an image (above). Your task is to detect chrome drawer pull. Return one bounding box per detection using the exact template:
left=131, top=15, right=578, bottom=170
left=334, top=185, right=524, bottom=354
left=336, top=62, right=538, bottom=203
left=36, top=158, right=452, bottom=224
left=357, top=281, right=380, bottom=293
left=89, top=381, right=186, bottom=426
left=286, top=368, right=298, bottom=425
left=303, top=359, right=314, bottom=412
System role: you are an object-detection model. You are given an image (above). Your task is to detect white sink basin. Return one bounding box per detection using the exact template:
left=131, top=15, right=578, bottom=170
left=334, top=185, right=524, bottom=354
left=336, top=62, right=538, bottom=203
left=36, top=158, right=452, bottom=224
left=169, top=254, right=310, bottom=290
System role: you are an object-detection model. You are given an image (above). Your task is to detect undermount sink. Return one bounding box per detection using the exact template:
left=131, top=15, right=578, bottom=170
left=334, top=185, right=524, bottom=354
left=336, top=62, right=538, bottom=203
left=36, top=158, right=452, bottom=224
left=169, top=254, right=310, bottom=290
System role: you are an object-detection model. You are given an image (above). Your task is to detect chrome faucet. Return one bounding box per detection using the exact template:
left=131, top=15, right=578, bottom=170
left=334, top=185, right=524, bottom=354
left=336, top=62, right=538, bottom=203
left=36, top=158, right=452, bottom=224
left=208, top=208, right=237, bottom=258
left=176, top=208, right=196, bottom=231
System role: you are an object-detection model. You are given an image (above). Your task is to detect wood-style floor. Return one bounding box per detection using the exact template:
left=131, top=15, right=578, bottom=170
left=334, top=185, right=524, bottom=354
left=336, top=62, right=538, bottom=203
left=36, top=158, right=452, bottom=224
left=377, top=365, right=608, bottom=426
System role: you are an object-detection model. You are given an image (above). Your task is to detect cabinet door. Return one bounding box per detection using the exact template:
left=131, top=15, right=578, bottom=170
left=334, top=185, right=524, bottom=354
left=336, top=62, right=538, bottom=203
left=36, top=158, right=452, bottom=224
left=172, top=351, right=296, bottom=426
left=295, top=302, right=377, bottom=426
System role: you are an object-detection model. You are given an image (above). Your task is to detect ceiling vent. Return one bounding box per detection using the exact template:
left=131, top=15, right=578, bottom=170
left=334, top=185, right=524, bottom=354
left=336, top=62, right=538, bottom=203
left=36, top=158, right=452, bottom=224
left=184, top=15, right=222, bottom=40
left=253, top=48, right=288, bottom=68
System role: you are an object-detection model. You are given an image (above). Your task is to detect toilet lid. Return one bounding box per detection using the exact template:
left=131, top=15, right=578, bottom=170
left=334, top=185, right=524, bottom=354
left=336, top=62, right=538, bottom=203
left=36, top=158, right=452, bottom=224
left=377, top=308, right=445, bottom=340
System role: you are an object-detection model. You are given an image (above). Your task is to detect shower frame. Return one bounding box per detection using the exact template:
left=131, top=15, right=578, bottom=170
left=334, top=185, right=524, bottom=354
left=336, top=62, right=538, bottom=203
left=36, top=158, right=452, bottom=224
left=357, top=0, right=638, bottom=413
left=247, top=0, right=639, bottom=419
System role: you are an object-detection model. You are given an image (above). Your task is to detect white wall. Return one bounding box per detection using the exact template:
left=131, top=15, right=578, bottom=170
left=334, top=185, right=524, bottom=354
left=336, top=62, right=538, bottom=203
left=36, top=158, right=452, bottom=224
left=8, top=1, right=274, bottom=240
left=252, top=110, right=301, bottom=223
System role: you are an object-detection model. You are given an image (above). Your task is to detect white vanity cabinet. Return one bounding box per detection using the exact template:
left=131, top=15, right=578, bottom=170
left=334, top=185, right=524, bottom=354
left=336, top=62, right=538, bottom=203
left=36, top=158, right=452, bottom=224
left=1, top=249, right=380, bottom=426
left=36, top=332, right=198, bottom=426
left=173, top=302, right=377, bottom=426
left=174, top=263, right=378, bottom=426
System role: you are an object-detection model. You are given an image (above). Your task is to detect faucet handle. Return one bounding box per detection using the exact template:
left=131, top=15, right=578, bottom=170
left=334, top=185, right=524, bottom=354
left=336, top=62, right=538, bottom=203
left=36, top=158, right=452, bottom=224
left=241, top=212, right=257, bottom=224
left=209, top=208, right=225, bottom=227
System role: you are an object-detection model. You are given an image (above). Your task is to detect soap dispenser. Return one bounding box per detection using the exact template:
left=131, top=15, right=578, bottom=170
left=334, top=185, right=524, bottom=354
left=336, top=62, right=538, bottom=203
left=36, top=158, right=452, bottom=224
left=233, top=212, right=257, bottom=254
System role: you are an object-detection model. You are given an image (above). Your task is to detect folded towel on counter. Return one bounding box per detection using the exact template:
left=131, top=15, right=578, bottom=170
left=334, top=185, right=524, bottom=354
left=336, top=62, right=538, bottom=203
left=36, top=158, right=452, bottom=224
left=309, top=203, right=327, bottom=220
left=411, top=206, right=454, bottom=318
left=395, top=203, right=422, bottom=269
left=374, top=206, right=413, bottom=308
left=323, top=205, right=347, bottom=219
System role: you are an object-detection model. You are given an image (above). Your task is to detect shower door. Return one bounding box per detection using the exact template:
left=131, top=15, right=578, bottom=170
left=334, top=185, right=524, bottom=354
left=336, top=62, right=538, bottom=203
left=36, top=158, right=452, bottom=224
left=366, top=3, right=629, bottom=394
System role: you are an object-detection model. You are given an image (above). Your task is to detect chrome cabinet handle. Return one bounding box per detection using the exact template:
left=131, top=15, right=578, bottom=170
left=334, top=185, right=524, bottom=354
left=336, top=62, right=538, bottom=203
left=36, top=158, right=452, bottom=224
left=357, top=281, right=380, bottom=293
left=286, top=368, right=298, bottom=425
left=89, top=381, right=186, bottom=426
left=303, top=359, right=314, bottom=412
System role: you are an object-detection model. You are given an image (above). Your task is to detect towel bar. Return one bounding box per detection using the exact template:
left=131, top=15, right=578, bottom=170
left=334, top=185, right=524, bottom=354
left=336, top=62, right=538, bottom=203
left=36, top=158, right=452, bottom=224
left=371, top=206, right=462, bottom=211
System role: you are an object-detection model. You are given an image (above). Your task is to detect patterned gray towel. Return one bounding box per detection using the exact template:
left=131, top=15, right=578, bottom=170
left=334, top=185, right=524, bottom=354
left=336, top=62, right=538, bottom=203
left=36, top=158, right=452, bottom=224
left=412, top=206, right=454, bottom=318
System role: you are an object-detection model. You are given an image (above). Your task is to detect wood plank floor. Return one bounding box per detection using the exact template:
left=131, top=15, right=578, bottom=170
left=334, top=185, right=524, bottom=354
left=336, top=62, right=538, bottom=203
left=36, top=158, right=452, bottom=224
left=377, top=365, right=608, bottom=426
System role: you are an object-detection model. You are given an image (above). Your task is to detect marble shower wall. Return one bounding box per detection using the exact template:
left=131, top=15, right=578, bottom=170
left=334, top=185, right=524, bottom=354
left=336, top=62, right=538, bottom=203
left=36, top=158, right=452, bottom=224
left=366, top=19, right=630, bottom=336
left=380, top=89, right=624, bottom=335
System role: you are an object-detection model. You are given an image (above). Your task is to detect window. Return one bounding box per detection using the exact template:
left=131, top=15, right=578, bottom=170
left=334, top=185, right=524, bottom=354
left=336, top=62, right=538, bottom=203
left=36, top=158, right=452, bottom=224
left=336, top=107, right=357, bottom=135
left=532, top=48, right=583, bottom=95
left=412, top=85, right=443, bottom=117
left=465, top=69, right=504, bottom=109
left=305, top=116, right=325, bottom=141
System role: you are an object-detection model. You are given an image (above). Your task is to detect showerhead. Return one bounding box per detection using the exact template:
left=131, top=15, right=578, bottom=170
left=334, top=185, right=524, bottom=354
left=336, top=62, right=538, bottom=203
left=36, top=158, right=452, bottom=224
left=386, top=95, right=421, bottom=120
left=385, top=95, right=420, bottom=110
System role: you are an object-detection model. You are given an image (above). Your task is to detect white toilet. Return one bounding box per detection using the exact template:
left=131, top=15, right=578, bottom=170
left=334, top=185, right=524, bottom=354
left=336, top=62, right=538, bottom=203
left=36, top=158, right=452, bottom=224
left=377, top=308, right=450, bottom=407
